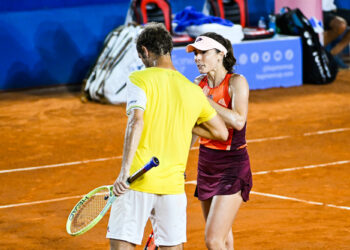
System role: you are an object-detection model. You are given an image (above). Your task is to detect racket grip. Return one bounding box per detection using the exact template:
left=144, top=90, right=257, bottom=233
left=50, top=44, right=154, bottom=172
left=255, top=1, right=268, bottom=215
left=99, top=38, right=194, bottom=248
left=127, top=157, right=159, bottom=184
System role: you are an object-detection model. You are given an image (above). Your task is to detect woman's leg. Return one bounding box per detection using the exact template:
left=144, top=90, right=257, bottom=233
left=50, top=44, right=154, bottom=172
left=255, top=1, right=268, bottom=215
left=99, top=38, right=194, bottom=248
left=200, top=198, right=212, bottom=222
left=204, top=192, right=243, bottom=250
left=201, top=198, right=233, bottom=249
left=225, top=229, right=234, bottom=250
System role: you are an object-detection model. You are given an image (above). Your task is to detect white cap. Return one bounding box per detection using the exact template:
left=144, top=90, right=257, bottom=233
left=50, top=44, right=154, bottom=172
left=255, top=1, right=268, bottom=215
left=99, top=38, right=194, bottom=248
left=186, top=36, right=227, bottom=56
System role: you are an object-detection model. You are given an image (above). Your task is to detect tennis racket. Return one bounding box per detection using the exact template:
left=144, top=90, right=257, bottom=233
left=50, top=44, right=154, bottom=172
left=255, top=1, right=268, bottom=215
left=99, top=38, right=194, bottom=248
left=66, top=156, right=159, bottom=236
left=144, top=230, right=158, bottom=250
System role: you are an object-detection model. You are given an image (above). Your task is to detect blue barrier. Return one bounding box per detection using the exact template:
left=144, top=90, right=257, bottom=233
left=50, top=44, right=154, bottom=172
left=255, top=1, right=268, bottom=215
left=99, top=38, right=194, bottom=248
left=0, top=0, right=295, bottom=91
left=0, top=3, right=128, bottom=90
left=173, top=35, right=302, bottom=89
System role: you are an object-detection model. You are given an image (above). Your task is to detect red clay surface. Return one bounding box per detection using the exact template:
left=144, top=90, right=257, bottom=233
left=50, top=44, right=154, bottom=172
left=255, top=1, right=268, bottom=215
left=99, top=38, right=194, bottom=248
left=0, top=70, right=349, bottom=249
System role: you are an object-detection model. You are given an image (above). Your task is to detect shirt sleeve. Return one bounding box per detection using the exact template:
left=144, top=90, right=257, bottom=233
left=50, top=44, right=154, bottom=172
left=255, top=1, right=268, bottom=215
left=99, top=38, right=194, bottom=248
left=126, top=78, right=147, bottom=115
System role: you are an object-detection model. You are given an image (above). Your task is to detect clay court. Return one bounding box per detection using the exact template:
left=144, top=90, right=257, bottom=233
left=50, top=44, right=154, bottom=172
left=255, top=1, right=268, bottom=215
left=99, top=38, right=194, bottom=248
left=0, top=70, right=349, bottom=249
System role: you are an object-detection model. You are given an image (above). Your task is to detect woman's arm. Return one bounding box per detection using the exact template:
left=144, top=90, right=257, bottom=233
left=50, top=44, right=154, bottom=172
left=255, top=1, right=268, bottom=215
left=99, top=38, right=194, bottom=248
left=192, top=114, right=228, bottom=141
left=208, top=74, right=249, bottom=131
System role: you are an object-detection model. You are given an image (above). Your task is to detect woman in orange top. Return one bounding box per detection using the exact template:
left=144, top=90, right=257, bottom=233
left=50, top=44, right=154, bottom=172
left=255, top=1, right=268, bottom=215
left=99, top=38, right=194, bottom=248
left=187, top=33, right=252, bottom=250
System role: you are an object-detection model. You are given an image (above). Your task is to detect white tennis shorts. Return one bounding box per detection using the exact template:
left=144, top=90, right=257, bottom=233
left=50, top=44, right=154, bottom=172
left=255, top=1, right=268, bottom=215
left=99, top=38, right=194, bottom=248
left=106, top=189, right=187, bottom=246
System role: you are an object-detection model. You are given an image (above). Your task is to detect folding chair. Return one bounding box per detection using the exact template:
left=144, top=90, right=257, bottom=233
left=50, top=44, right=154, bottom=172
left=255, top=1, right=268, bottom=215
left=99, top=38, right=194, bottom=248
left=128, top=0, right=194, bottom=46
left=204, top=0, right=248, bottom=27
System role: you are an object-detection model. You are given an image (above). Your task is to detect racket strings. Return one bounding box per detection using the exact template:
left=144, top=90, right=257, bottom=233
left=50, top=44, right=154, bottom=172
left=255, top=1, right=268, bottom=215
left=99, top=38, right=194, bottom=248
left=70, top=189, right=110, bottom=233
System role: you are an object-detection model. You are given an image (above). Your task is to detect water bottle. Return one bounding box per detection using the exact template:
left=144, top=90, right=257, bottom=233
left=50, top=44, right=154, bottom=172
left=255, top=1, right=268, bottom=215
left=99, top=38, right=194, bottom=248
left=268, top=14, right=276, bottom=33
left=258, top=16, right=267, bottom=30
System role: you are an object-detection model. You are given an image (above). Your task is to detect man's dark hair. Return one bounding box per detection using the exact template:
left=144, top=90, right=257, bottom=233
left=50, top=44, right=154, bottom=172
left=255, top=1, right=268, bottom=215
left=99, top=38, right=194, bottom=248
left=136, top=22, right=173, bottom=57
left=200, top=32, right=236, bottom=73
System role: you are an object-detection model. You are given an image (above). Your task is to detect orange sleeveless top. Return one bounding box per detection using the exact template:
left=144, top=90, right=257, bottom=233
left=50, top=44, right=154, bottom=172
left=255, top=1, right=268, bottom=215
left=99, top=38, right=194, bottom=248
left=198, top=73, right=247, bottom=151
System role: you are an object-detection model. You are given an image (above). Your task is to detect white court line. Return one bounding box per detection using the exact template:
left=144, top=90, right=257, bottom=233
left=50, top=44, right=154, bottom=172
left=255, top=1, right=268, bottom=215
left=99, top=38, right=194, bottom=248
left=1, top=127, right=349, bottom=175
left=1, top=160, right=349, bottom=210
left=303, top=128, right=350, bottom=136
left=0, top=128, right=349, bottom=209
left=247, top=135, right=291, bottom=143
left=0, top=156, right=122, bottom=174
left=250, top=191, right=350, bottom=211
left=0, top=195, right=82, bottom=209
left=253, top=160, right=350, bottom=175
left=184, top=181, right=350, bottom=211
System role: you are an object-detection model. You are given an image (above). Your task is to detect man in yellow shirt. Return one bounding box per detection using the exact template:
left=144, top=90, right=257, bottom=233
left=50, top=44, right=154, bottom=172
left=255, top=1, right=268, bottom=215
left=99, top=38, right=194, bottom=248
left=107, top=23, right=228, bottom=250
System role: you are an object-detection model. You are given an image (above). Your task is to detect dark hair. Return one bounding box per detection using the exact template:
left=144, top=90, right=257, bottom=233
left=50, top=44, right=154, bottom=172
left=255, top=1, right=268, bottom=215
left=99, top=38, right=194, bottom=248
left=136, top=22, right=173, bottom=57
left=200, top=32, right=236, bottom=73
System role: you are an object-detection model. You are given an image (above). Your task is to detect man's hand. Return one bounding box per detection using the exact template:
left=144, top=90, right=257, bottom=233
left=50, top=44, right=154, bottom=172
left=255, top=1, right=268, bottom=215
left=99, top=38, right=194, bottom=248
left=112, top=172, right=130, bottom=196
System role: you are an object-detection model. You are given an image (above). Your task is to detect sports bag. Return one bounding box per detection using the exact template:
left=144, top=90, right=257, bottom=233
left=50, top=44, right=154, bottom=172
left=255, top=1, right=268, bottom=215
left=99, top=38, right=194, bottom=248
left=82, top=23, right=144, bottom=104
left=276, top=7, right=338, bottom=84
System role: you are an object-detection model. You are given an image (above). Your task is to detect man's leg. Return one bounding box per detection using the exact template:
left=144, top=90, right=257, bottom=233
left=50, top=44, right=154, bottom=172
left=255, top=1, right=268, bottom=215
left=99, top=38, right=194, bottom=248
left=107, top=190, right=154, bottom=249
left=324, top=16, right=347, bottom=49
left=152, top=193, right=187, bottom=249
left=110, top=239, right=136, bottom=250
left=159, top=244, right=184, bottom=250
left=331, top=28, right=350, bottom=55
left=323, top=13, right=350, bottom=68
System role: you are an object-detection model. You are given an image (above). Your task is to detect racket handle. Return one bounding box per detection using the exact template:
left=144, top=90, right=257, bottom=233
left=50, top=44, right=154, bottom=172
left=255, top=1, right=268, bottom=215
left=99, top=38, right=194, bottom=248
left=127, top=157, right=159, bottom=184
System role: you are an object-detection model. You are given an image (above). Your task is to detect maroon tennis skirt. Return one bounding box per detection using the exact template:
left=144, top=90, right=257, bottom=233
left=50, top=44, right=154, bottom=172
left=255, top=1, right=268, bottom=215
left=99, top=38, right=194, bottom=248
left=195, top=145, right=252, bottom=202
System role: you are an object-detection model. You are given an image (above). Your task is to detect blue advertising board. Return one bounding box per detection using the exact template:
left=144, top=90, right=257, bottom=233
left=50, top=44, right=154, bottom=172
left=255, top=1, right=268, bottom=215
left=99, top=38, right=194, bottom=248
left=172, top=35, right=302, bottom=89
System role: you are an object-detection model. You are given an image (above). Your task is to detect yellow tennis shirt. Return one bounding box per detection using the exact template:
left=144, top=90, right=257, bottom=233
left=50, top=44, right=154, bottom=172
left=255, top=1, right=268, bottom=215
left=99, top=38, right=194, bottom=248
left=127, top=67, right=216, bottom=194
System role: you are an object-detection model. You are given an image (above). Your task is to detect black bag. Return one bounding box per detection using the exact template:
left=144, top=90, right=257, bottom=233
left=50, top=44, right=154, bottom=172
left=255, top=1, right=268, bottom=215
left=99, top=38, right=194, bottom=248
left=276, top=7, right=338, bottom=84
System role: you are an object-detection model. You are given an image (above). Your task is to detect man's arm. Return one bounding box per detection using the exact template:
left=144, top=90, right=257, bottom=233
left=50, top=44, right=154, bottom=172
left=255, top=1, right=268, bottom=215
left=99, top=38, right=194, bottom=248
left=193, top=114, right=228, bottom=141
left=113, top=109, right=144, bottom=195
left=190, top=134, right=199, bottom=149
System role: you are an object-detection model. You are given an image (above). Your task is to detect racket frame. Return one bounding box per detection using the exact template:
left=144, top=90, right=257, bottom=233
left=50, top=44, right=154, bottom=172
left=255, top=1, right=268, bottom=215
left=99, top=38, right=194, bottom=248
left=66, top=157, right=159, bottom=236
left=66, top=185, right=116, bottom=236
